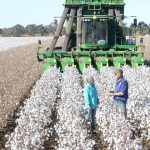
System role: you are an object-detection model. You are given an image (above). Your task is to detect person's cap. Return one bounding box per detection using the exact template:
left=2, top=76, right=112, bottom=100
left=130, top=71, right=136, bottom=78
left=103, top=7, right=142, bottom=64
left=114, top=69, right=123, bottom=75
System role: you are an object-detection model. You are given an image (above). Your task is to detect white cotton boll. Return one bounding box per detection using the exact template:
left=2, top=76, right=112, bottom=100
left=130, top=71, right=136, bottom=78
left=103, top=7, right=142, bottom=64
left=135, top=144, right=143, bottom=150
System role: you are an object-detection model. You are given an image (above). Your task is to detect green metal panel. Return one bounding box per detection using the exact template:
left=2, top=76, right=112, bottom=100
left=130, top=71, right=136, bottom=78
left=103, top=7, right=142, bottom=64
left=113, top=57, right=126, bottom=68
left=95, top=57, right=108, bottom=70
left=42, top=64, right=50, bottom=72
left=60, top=57, right=74, bottom=72
left=78, top=57, right=91, bottom=73
left=115, top=44, right=137, bottom=50
left=131, top=57, right=144, bottom=68
left=76, top=50, right=91, bottom=57
left=93, top=50, right=107, bottom=56
left=92, top=50, right=108, bottom=70
left=42, top=63, right=56, bottom=72
left=80, top=43, right=108, bottom=50
left=107, top=49, right=115, bottom=55
left=112, top=50, right=126, bottom=68
left=59, top=52, right=74, bottom=72
left=43, top=58, right=56, bottom=65
left=42, top=58, right=57, bottom=72
left=130, top=51, right=144, bottom=56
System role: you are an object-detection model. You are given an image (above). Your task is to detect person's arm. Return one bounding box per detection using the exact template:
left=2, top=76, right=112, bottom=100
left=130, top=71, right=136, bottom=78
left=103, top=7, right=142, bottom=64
left=109, top=92, right=124, bottom=96
left=109, top=81, right=128, bottom=96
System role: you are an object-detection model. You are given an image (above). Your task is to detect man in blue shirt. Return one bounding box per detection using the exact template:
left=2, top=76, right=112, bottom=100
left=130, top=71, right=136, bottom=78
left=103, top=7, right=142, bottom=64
left=84, top=76, right=99, bottom=134
left=109, top=69, right=128, bottom=119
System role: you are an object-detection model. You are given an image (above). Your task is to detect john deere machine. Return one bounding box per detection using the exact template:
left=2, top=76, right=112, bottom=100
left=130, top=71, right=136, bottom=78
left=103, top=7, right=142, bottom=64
left=37, top=0, right=144, bottom=73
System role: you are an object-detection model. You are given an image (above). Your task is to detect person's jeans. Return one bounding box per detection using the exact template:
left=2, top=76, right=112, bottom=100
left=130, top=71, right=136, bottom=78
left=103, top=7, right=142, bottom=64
left=84, top=108, right=96, bottom=130
left=114, top=99, right=127, bottom=119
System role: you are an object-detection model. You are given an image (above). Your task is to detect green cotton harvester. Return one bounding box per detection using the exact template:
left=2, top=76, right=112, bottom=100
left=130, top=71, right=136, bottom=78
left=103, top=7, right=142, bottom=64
left=37, top=0, right=144, bottom=73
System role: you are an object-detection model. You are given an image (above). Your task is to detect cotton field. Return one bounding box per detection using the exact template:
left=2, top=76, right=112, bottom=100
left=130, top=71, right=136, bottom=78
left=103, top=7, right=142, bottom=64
left=3, top=65, right=150, bottom=150
left=0, top=36, right=150, bottom=150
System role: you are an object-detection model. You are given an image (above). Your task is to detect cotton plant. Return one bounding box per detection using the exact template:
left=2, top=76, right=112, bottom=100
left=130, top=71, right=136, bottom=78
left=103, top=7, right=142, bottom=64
left=5, top=65, right=150, bottom=150
left=55, top=66, right=95, bottom=150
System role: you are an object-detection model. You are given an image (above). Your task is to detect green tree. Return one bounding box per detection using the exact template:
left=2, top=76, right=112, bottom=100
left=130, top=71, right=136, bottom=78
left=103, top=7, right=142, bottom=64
left=2, top=28, right=13, bottom=37
left=2, top=25, right=25, bottom=37
left=0, top=29, right=3, bottom=34
left=148, top=24, right=150, bottom=35
left=25, top=24, right=36, bottom=36
left=44, top=25, right=54, bottom=34
left=35, top=24, right=45, bottom=35
left=12, top=24, right=25, bottom=36
left=138, top=22, right=148, bottom=35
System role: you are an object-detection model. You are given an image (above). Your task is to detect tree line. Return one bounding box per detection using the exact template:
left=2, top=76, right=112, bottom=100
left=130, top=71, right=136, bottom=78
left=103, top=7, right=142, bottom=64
left=0, top=24, right=61, bottom=37
left=124, top=21, right=150, bottom=36
left=0, top=21, right=149, bottom=37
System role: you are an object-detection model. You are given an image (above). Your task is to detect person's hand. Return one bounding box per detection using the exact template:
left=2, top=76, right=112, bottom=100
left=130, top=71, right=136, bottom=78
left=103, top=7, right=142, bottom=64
left=109, top=92, right=115, bottom=96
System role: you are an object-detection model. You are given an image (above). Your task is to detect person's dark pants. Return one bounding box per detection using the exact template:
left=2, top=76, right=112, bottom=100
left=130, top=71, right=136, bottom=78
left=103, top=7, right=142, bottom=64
left=84, top=108, right=96, bottom=131
left=114, top=99, right=127, bottom=119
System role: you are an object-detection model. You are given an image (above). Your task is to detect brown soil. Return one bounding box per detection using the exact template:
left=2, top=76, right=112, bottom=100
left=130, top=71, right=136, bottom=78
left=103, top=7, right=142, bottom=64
left=143, top=36, right=150, bottom=60
left=0, top=37, right=64, bottom=129
left=0, top=44, right=39, bottom=128
left=0, top=39, right=53, bottom=129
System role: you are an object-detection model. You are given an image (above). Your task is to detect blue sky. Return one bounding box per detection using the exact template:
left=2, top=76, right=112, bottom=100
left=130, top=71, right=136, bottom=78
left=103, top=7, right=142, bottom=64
left=0, top=0, right=149, bottom=28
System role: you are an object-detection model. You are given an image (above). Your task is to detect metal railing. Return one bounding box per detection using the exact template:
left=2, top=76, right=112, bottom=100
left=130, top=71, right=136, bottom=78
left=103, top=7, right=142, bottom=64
left=65, top=0, right=124, bottom=4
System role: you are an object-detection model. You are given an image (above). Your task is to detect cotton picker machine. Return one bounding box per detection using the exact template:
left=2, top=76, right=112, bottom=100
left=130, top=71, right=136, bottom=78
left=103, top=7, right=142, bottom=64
left=37, top=0, right=144, bottom=73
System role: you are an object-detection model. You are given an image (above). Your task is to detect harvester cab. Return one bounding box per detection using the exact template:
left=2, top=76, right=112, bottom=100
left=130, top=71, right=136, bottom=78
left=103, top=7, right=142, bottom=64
left=37, top=0, right=144, bottom=73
